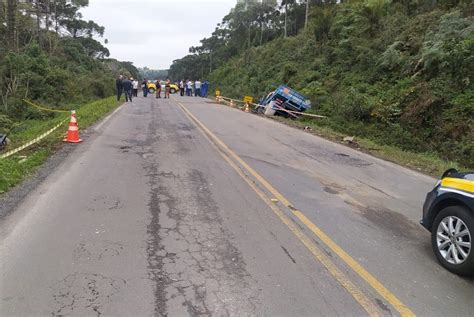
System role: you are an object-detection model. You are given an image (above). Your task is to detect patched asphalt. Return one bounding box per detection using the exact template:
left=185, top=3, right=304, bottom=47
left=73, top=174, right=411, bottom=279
left=1, top=95, right=473, bottom=316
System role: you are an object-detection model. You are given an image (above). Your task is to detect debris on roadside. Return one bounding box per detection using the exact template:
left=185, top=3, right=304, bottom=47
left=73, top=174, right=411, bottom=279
left=0, top=134, right=8, bottom=150
left=342, top=136, right=361, bottom=149
left=18, top=156, right=28, bottom=163
left=343, top=136, right=355, bottom=143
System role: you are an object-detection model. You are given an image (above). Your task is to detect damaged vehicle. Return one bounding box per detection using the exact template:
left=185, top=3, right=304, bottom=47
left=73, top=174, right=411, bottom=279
left=257, top=85, right=311, bottom=117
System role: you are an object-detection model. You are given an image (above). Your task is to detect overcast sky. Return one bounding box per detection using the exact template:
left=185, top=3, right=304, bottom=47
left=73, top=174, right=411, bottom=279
left=81, top=0, right=236, bottom=70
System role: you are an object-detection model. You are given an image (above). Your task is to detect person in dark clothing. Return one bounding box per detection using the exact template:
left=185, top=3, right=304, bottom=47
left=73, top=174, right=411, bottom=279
left=116, top=75, right=123, bottom=101
left=122, top=77, right=133, bottom=102
left=155, top=79, right=161, bottom=98
left=142, top=79, right=148, bottom=97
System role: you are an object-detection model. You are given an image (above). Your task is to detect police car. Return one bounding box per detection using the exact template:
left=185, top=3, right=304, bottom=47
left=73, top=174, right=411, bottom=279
left=421, top=169, right=474, bottom=276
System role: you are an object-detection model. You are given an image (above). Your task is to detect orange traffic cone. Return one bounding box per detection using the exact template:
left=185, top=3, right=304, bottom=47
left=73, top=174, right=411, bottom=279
left=243, top=103, right=250, bottom=113
left=229, top=100, right=234, bottom=108
left=63, top=110, right=82, bottom=143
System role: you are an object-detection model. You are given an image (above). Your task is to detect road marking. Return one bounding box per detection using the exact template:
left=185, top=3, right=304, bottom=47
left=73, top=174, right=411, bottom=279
left=175, top=99, right=415, bottom=317
left=175, top=100, right=378, bottom=316
left=204, top=132, right=379, bottom=316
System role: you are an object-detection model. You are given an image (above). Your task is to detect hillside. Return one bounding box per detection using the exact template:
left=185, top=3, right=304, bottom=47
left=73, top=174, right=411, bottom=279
left=171, top=1, right=473, bottom=169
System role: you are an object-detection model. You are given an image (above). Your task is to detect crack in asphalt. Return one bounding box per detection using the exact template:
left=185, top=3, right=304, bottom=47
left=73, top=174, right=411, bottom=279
left=73, top=240, right=125, bottom=262
left=51, top=273, right=126, bottom=317
left=140, top=101, right=259, bottom=316
left=141, top=100, right=168, bottom=317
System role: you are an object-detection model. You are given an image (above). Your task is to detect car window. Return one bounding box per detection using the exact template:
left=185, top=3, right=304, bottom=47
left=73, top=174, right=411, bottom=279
left=463, top=174, right=474, bottom=181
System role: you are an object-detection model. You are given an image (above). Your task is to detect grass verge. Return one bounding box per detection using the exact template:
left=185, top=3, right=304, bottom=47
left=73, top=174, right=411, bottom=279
left=0, top=96, right=121, bottom=194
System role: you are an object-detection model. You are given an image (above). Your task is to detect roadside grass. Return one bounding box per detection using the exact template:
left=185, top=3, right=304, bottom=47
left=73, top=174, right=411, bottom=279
left=0, top=96, right=121, bottom=194
left=270, top=115, right=464, bottom=178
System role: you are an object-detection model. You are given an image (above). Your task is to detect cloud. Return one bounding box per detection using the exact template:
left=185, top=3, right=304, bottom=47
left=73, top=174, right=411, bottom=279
left=81, top=0, right=236, bottom=69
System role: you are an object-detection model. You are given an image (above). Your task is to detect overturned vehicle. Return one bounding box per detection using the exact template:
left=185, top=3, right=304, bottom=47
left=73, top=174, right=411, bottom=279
left=257, top=85, right=311, bottom=117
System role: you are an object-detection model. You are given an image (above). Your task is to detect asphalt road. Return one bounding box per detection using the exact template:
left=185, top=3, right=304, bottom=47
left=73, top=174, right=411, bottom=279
left=1, top=95, right=473, bottom=316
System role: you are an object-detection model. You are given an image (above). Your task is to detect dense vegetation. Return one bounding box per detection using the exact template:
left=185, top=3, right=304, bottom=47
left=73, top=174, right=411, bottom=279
left=170, top=0, right=473, bottom=168
left=0, top=0, right=138, bottom=134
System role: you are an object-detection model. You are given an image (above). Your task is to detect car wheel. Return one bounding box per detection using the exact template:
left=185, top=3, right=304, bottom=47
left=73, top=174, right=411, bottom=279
left=170, top=88, right=176, bottom=94
left=431, top=205, right=473, bottom=276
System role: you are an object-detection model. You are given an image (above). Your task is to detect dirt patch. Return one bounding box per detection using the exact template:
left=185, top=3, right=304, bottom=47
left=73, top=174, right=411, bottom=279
left=333, top=153, right=373, bottom=167
left=323, top=186, right=339, bottom=195
left=359, top=206, right=421, bottom=240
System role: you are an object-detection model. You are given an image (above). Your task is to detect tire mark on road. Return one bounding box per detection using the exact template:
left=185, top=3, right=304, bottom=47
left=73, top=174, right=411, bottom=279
left=281, top=246, right=297, bottom=264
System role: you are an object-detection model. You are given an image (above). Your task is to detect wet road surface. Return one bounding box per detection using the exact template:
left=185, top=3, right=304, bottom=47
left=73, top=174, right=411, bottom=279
left=1, top=95, right=473, bottom=316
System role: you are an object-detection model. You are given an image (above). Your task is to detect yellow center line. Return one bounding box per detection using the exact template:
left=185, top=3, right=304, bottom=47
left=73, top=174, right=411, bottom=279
left=174, top=98, right=378, bottom=316
left=174, top=98, right=415, bottom=317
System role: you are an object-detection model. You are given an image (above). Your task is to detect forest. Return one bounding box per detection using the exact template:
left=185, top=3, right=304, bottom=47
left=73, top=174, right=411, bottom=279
left=169, top=0, right=473, bottom=168
left=0, top=0, right=139, bottom=133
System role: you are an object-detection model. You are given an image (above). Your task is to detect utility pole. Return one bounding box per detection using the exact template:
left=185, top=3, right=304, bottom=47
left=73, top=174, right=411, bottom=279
left=284, top=1, right=288, bottom=37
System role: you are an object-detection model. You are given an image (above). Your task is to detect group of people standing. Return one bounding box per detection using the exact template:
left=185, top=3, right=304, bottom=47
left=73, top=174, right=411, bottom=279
left=116, top=75, right=139, bottom=102
left=116, top=75, right=210, bottom=102
left=179, top=79, right=209, bottom=98
left=144, top=79, right=171, bottom=99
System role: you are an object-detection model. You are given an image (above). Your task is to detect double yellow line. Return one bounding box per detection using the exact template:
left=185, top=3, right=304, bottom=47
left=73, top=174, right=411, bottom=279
left=175, top=99, right=415, bottom=317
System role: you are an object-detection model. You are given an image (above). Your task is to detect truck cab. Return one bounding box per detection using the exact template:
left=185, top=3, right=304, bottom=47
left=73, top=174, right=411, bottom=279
left=258, top=85, right=311, bottom=116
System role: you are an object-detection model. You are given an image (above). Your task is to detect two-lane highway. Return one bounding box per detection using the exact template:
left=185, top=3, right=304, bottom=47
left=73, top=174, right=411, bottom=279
left=1, top=95, right=472, bottom=316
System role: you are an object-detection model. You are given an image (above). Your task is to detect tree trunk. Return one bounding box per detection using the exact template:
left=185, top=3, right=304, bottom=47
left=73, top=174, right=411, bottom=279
left=248, top=25, right=251, bottom=49
left=209, top=51, right=212, bottom=73
left=44, top=0, right=50, bottom=32
left=35, top=1, right=42, bottom=42
left=304, top=0, right=309, bottom=30
left=54, top=0, right=59, bottom=34
left=284, top=3, right=288, bottom=38
left=7, top=0, right=17, bottom=50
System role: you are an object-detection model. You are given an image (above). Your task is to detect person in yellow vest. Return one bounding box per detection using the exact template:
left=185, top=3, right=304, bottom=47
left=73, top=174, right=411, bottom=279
left=164, top=79, right=171, bottom=99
